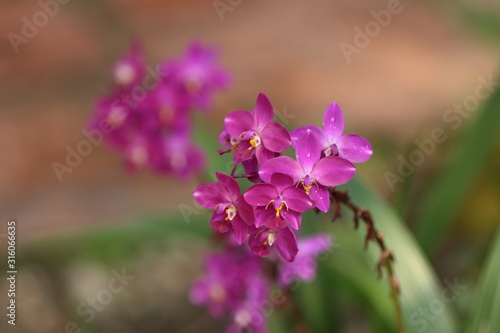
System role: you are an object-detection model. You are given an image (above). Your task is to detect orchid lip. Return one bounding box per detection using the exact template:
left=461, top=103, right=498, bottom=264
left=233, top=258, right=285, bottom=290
left=324, top=144, right=339, bottom=156
left=225, top=204, right=237, bottom=221
left=248, top=133, right=262, bottom=149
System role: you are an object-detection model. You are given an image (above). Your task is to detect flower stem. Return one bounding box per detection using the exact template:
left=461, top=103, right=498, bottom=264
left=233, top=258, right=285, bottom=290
left=329, top=189, right=406, bottom=333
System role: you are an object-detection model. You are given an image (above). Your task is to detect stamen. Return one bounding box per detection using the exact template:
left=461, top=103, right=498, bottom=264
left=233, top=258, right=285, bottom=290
left=304, top=185, right=312, bottom=194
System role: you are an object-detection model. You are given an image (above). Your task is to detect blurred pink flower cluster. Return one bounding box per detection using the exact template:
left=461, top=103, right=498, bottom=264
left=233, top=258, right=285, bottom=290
left=88, top=41, right=231, bottom=179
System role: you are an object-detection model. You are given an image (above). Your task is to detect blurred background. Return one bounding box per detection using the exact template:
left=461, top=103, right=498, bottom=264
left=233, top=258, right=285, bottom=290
left=1, top=0, right=499, bottom=332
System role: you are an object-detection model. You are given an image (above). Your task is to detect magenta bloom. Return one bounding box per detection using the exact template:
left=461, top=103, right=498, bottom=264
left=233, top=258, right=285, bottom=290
left=244, top=173, right=313, bottom=230
left=227, top=277, right=269, bottom=333
left=111, top=42, right=146, bottom=89
left=278, top=234, right=332, bottom=288
left=193, top=172, right=254, bottom=244
left=162, top=41, right=231, bottom=110
left=157, top=132, right=206, bottom=178
left=248, top=225, right=298, bottom=262
left=190, top=248, right=266, bottom=318
left=89, top=41, right=232, bottom=180
left=260, top=129, right=356, bottom=212
left=291, top=102, right=372, bottom=163
left=222, top=93, right=291, bottom=164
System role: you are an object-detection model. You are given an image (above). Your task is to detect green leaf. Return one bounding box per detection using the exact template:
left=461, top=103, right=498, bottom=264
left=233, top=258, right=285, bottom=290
left=414, top=81, right=500, bottom=255
left=465, top=227, right=500, bottom=333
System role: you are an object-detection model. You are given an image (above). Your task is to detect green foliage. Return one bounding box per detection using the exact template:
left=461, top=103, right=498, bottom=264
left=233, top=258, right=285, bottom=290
left=466, top=228, right=500, bottom=333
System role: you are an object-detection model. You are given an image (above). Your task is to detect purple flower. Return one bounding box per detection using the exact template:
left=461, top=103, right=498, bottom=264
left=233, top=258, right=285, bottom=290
left=156, top=132, right=206, bottom=179
left=291, top=102, right=372, bottom=163
left=89, top=40, right=232, bottom=180
left=222, top=93, right=291, bottom=164
left=260, top=129, right=356, bottom=212
left=278, top=234, right=332, bottom=288
left=227, top=276, right=269, bottom=333
left=248, top=225, right=298, bottom=262
left=244, top=173, right=313, bottom=230
left=193, top=172, right=254, bottom=244
left=190, top=248, right=265, bottom=318
left=111, top=42, right=146, bottom=89
left=161, top=41, right=231, bottom=110
left=190, top=248, right=270, bottom=332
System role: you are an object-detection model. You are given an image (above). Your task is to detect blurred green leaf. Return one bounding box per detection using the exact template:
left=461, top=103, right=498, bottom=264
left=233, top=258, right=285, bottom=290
left=414, top=80, right=500, bottom=255
left=336, top=178, right=458, bottom=332
left=456, top=2, right=500, bottom=43
left=466, top=227, right=500, bottom=333
left=20, top=212, right=211, bottom=265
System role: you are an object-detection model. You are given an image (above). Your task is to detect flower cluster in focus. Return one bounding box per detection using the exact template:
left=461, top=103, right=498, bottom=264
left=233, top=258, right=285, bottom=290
left=88, top=41, right=231, bottom=179
left=191, top=93, right=372, bottom=332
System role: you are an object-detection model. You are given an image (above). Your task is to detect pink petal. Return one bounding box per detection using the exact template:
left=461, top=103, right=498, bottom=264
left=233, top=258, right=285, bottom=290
left=291, top=125, right=327, bottom=149
left=270, top=173, right=294, bottom=192
left=244, top=184, right=278, bottom=206
left=210, top=213, right=230, bottom=233
left=322, top=102, right=344, bottom=142
left=261, top=122, right=291, bottom=153
left=235, top=195, right=255, bottom=225
left=336, top=134, right=373, bottom=163
left=281, top=210, right=302, bottom=230
left=298, top=234, right=333, bottom=257
left=253, top=93, right=274, bottom=131
left=255, top=145, right=275, bottom=164
left=275, top=227, right=299, bottom=262
left=309, top=184, right=330, bottom=213
left=281, top=187, right=314, bottom=212
left=224, top=110, right=254, bottom=138
left=193, top=182, right=226, bottom=208
left=216, top=172, right=241, bottom=200
left=295, top=129, right=321, bottom=175
left=231, top=216, right=249, bottom=245
left=254, top=207, right=276, bottom=228
left=259, top=156, right=303, bottom=184
left=310, top=156, right=356, bottom=187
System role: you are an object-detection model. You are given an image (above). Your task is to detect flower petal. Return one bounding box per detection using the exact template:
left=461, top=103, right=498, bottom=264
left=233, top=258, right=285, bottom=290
left=298, top=234, right=333, bottom=257
left=295, top=129, right=322, bottom=175
left=255, top=145, right=275, bottom=164
left=322, top=102, right=344, bottom=142
left=309, top=184, right=330, bottom=213
left=290, top=125, right=327, bottom=149
left=193, top=182, right=226, bottom=208
left=281, top=187, right=314, bottom=212
left=224, top=110, right=254, bottom=138
left=310, top=156, right=356, bottom=187
left=254, top=207, right=276, bottom=228
left=261, top=122, right=291, bottom=153
left=259, top=156, right=303, bottom=184
left=270, top=173, right=294, bottom=192
left=244, top=184, right=278, bottom=206
left=281, top=210, right=302, bottom=230
left=336, top=134, right=373, bottom=163
left=253, top=93, right=274, bottom=130
left=235, top=195, right=255, bottom=225
left=210, top=212, right=230, bottom=232
left=275, top=227, right=299, bottom=262
left=216, top=172, right=241, bottom=200
left=231, top=216, right=249, bottom=245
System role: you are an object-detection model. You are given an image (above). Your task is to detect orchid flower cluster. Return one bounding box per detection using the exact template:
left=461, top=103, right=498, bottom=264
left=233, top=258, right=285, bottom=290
left=88, top=41, right=230, bottom=178
left=191, top=93, right=372, bottom=332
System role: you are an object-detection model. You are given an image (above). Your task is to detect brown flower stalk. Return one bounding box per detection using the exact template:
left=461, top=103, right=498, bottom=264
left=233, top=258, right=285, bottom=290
left=329, top=188, right=405, bottom=333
